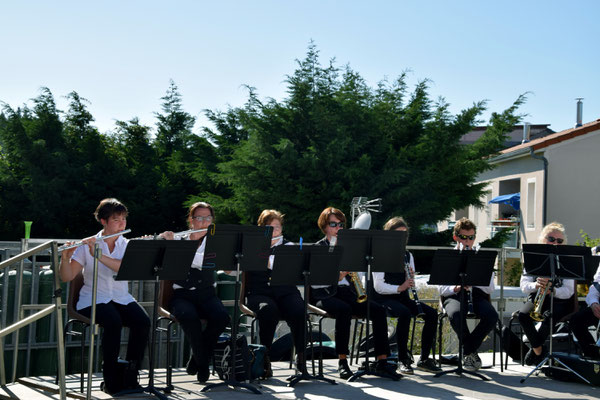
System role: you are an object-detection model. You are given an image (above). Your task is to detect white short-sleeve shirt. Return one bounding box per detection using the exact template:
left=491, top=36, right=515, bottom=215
left=72, top=230, right=135, bottom=310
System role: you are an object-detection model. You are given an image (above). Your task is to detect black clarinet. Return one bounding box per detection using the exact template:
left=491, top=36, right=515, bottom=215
left=461, top=244, right=476, bottom=317
left=404, top=252, right=425, bottom=318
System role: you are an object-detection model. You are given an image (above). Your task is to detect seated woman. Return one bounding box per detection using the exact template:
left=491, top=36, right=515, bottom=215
left=59, top=198, right=150, bottom=395
left=160, top=202, right=230, bottom=383
left=518, top=222, right=575, bottom=366
left=244, top=209, right=306, bottom=377
left=570, top=250, right=600, bottom=360
left=372, top=217, right=441, bottom=374
left=310, top=207, right=397, bottom=379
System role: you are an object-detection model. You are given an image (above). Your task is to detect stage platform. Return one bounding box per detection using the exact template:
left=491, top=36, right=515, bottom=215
left=1, top=353, right=597, bottom=399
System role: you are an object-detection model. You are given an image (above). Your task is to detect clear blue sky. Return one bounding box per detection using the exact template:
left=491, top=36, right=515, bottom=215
left=2, top=1, right=598, bottom=135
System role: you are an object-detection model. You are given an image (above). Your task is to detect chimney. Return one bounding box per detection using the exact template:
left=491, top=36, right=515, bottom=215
left=521, top=122, right=531, bottom=144
left=576, top=98, right=583, bottom=128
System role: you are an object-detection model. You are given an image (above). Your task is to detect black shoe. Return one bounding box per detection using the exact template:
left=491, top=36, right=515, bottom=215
left=338, top=359, right=353, bottom=380
left=524, top=348, right=546, bottom=366
left=375, top=359, right=402, bottom=379
left=296, top=354, right=308, bottom=374
left=398, top=359, right=414, bottom=375
left=416, top=358, right=442, bottom=373
left=186, top=355, right=198, bottom=375
left=197, top=364, right=210, bottom=383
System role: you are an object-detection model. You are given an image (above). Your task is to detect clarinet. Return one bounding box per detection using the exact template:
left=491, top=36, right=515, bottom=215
left=460, top=243, right=476, bottom=318
left=404, top=252, right=425, bottom=318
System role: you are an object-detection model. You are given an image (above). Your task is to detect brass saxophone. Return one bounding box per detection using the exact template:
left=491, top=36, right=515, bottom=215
left=530, top=280, right=549, bottom=322
left=349, top=272, right=367, bottom=303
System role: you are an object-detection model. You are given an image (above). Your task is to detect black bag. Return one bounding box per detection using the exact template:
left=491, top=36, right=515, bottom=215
left=248, top=344, right=267, bottom=380
left=502, top=325, right=529, bottom=362
left=543, top=352, right=600, bottom=386
left=213, top=334, right=250, bottom=382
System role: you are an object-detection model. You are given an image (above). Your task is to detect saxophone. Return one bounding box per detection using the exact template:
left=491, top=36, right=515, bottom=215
left=349, top=272, right=367, bottom=303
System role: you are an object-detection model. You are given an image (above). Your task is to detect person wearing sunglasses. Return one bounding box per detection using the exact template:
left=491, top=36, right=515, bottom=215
left=372, top=217, right=441, bottom=374
left=311, top=207, right=398, bottom=380
left=518, top=222, right=575, bottom=366
left=438, top=217, right=498, bottom=372
left=570, top=245, right=600, bottom=360
left=244, top=209, right=307, bottom=378
left=159, top=202, right=230, bottom=383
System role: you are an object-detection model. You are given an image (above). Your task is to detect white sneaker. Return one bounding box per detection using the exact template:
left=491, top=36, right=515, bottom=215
left=463, top=353, right=479, bottom=372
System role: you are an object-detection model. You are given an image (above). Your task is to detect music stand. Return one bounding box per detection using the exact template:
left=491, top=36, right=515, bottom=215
left=520, top=244, right=589, bottom=384
left=428, top=248, right=497, bottom=380
left=115, top=239, right=198, bottom=399
left=201, top=224, right=272, bottom=395
left=271, top=244, right=341, bottom=387
left=337, top=229, right=406, bottom=382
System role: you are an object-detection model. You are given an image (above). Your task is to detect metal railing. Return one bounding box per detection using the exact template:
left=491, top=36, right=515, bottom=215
left=0, top=240, right=66, bottom=399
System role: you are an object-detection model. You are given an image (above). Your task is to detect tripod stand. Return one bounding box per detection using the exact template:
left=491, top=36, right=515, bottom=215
left=271, top=244, right=341, bottom=386
left=520, top=244, right=589, bottom=384
left=201, top=224, right=273, bottom=395
left=116, top=239, right=199, bottom=399
left=428, top=248, right=497, bottom=381
left=336, top=229, right=406, bottom=382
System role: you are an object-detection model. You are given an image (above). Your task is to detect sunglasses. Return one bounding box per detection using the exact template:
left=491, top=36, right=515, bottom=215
left=546, top=236, right=564, bottom=244
left=192, top=216, right=213, bottom=222
left=457, top=234, right=476, bottom=241
left=328, top=222, right=345, bottom=228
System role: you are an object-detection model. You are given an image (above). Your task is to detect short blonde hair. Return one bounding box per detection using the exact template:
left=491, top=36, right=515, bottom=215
left=257, top=209, right=284, bottom=226
left=539, top=222, right=567, bottom=244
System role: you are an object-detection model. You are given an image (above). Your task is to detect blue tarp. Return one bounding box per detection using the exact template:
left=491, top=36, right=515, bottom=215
left=489, top=193, right=520, bottom=210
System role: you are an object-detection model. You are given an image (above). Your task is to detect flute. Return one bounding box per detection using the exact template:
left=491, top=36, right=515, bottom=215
left=58, top=229, right=132, bottom=252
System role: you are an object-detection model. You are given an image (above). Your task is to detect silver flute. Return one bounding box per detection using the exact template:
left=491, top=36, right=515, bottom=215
left=57, top=229, right=132, bottom=252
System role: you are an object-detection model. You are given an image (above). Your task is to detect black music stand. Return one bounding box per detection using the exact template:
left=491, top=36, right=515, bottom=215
left=115, top=239, right=198, bottom=399
left=201, top=224, right=272, bottom=395
left=271, top=244, right=342, bottom=387
left=520, top=244, right=588, bottom=384
left=337, top=229, right=406, bottom=382
left=428, top=248, right=496, bottom=380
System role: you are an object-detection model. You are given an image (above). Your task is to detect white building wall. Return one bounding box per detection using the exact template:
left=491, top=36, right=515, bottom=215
left=545, top=129, right=600, bottom=242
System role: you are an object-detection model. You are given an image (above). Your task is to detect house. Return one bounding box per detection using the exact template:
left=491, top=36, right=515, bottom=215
left=439, top=118, right=600, bottom=247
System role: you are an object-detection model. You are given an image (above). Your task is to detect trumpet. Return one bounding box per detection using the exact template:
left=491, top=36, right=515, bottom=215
left=58, top=229, right=132, bottom=252
left=404, top=259, right=425, bottom=317
left=349, top=272, right=367, bottom=303
left=530, top=280, right=549, bottom=322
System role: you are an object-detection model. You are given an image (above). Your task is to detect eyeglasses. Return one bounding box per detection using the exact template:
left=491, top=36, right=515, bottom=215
left=328, top=222, right=345, bottom=228
left=546, top=236, right=564, bottom=244
left=457, top=234, right=476, bottom=241
left=192, top=216, right=213, bottom=222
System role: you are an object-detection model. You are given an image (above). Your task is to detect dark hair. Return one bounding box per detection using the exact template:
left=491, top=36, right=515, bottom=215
left=187, top=202, right=215, bottom=227
left=94, top=198, right=128, bottom=222
left=383, top=216, right=409, bottom=232
left=257, top=209, right=284, bottom=226
left=453, top=217, right=477, bottom=236
left=317, top=207, right=346, bottom=234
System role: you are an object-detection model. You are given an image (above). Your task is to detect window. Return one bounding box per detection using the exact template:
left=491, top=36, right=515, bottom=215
left=526, top=178, right=536, bottom=229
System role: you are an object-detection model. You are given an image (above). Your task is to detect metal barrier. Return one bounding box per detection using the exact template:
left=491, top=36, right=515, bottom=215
left=0, top=240, right=66, bottom=400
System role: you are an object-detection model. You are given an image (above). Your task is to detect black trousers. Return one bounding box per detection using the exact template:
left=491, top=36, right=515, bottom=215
left=314, top=286, right=390, bottom=357
left=518, top=295, right=572, bottom=349
left=443, top=291, right=498, bottom=355
left=246, top=290, right=305, bottom=352
left=170, top=289, right=230, bottom=367
left=79, top=301, right=150, bottom=389
left=570, top=305, right=600, bottom=356
left=378, top=294, right=437, bottom=360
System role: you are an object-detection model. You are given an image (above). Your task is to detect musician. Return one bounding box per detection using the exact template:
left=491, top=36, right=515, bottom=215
left=310, top=207, right=397, bottom=379
left=244, top=209, right=306, bottom=377
left=438, top=217, right=498, bottom=372
left=570, top=248, right=600, bottom=360
left=518, top=222, right=575, bottom=366
left=59, top=198, right=150, bottom=394
left=372, top=217, right=441, bottom=374
left=160, top=202, right=230, bottom=383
